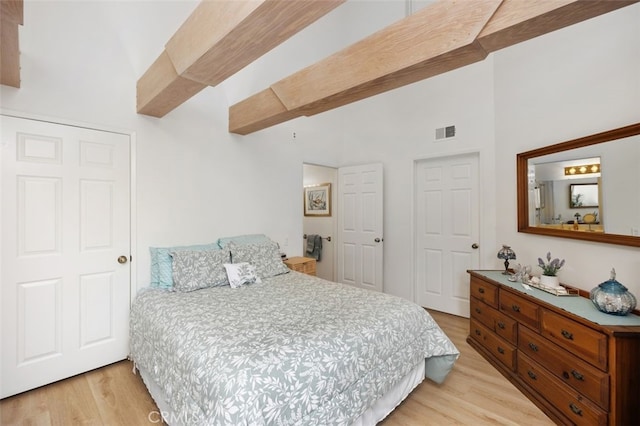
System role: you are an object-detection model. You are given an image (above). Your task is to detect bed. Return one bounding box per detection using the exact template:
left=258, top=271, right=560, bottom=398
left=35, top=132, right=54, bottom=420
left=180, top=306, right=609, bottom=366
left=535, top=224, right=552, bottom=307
left=130, top=239, right=459, bottom=425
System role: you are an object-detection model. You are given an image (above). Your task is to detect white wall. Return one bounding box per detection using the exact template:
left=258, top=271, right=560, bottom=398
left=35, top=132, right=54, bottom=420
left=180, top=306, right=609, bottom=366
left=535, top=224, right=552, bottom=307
left=494, top=5, right=640, bottom=296
left=0, top=1, right=342, bottom=291
left=329, top=3, right=640, bottom=300
left=2, top=1, right=638, bottom=301
left=335, top=56, right=497, bottom=301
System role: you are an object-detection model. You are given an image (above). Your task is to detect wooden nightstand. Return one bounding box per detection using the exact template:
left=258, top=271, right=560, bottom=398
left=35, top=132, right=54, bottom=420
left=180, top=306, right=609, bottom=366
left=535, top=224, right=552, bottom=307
left=283, top=257, right=316, bottom=276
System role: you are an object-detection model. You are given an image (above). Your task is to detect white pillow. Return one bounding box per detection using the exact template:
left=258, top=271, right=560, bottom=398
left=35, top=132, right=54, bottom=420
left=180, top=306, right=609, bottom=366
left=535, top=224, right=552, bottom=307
left=223, top=262, right=262, bottom=288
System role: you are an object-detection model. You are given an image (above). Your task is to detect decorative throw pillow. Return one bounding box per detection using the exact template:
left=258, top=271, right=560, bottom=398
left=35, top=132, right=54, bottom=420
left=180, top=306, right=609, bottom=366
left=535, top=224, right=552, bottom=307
left=150, top=242, right=219, bottom=289
left=223, top=262, right=262, bottom=288
left=229, top=241, right=290, bottom=278
left=170, top=249, right=231, bottom=292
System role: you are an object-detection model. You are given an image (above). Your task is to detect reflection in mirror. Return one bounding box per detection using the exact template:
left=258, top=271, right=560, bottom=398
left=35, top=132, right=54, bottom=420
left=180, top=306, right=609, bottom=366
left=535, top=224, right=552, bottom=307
left=517, top=122, right=640, bottom=247
left=569, top=183, right=598, bottom=208
left=531, top=157, right=602, bottom=232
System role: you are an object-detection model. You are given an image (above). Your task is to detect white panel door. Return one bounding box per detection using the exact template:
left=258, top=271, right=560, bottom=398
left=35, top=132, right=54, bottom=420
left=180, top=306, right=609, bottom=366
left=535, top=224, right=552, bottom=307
left=1, top=115, right=131, bottom=398
left=337, top=163, right=383, bottom=292
left=415, top=153, right=479, bottom=317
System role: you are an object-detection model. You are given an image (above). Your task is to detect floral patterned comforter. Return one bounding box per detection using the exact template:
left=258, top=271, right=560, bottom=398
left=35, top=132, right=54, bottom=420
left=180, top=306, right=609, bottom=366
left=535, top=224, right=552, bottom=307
left=129, top=272, right=459, bottom=425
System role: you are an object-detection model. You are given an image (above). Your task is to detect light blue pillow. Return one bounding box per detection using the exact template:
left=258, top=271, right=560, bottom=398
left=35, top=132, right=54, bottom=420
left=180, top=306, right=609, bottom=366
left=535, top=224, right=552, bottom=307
left=217, top=234, right=271, bottom=249
left=150, top=242, right=219, bottom=289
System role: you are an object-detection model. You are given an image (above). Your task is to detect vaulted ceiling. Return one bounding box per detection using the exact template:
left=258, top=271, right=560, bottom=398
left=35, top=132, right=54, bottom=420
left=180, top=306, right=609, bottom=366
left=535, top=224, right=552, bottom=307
left=2, top=1, right=636, bottom=129
left=228, top=0, right=637, bottom=135
left=127, top=1, right=640, bottom=134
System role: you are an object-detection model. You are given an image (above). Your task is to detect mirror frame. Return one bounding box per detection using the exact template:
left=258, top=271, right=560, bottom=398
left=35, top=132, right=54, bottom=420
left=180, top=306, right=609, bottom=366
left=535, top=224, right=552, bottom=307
left=517, top=122, right=640, bottom=248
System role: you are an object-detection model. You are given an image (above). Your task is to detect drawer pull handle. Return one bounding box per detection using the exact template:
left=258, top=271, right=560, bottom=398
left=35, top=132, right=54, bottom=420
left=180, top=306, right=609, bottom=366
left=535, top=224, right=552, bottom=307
left=528, top=342, right=539, bottom=352
left=475, top=329, right=481, bottom=336
left=512, top=305, right=520, bottom=312
left=561, top=329, right=574, bottom=340
left=497, top=322, right=505, bottom=329
left=497, top=347, right=505, bottom=354
left=569, top=403, right=583, bottom=416
left=475, top=308, right=481, bottom=314
left=527, top=370, right=537, bottom=380
left=479, top=288, right=485, bottom=294
left=571, top=370, right=584, bottom=381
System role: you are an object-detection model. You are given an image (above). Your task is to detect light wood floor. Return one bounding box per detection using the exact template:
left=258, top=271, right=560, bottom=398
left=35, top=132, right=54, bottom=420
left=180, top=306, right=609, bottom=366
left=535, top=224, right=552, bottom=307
left=1, top=310, right=554, bottom=425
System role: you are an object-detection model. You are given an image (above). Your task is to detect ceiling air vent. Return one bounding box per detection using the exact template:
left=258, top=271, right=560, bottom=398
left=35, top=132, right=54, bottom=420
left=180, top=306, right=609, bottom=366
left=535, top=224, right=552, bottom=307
left=435, top=125, right=456, bottom=141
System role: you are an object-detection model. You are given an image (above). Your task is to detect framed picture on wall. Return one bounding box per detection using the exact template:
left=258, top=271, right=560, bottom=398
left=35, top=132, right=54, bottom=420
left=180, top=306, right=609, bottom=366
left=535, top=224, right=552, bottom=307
left=570, top=183, right=599, bottom=208
left=304, top=183, right=331, bottom=216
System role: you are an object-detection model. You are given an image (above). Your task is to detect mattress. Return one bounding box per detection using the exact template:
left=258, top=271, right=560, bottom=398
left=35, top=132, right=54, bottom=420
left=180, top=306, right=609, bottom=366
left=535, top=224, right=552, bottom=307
left=129, top=271, right=459, bottom=425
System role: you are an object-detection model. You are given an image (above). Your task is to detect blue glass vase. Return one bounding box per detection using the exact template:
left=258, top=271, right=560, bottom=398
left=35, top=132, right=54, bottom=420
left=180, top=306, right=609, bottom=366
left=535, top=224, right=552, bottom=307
left=590, top=269, right=637, bottom=316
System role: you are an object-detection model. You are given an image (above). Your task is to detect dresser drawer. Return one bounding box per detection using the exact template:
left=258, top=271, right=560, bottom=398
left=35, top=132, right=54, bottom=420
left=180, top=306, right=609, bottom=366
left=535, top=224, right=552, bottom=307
left=494, top=309, right=518, bottom=344
left=470, top=297, right=495, bottom=329
left=541, top=309, right=608, bottom=371
left=519, top=325, right=609, bottom=410
left=470, top=319, right=516, bottom=371
left=518, top=352, right=607, bottom=426
left=500, top=290, right=540, bottom=330
left=471, top=297, right=517, bottom=344
left=470, top=276, right=498, bottom=308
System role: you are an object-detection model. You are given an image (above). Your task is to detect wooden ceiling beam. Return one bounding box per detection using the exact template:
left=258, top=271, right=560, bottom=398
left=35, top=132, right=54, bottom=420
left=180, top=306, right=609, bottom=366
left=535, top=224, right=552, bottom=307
left=137, top=0, right=345, bottom=118
left=230, top=0, right=501, bottom=134
left=229, top=0, right=637, bottom=135
left=1, top=0, right=24, bottom=88
left=229, top=87, right=302, bottom=135
left=270, top=0, right=501, bottom=113
left=136, top=51, right=207, bottom=117
left=477, top=0, right=638, bottom=53
left=165, top=0, right=345, bottom=86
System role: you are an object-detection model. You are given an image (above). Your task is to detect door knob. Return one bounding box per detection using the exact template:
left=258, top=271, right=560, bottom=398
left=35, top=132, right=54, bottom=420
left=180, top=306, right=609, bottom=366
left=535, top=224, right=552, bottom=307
left=374, top=238, right=382, bottom=243
left=117, top=255, right=128, bottom=264
left=471, top=243, right=479, bottom=249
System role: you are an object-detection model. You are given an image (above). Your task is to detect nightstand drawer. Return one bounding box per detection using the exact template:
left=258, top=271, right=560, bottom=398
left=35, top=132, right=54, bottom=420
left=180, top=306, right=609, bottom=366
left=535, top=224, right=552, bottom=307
left=541, top=309, right=607, bottom=371
left=283, top=257, right=316, bottom=276
left=519, top=325, right=609, bottom=410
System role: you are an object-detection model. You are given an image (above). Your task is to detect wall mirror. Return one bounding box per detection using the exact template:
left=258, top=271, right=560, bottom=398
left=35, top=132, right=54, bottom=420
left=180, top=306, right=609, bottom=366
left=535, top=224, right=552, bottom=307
left=517, top=122, right=640, bottom=247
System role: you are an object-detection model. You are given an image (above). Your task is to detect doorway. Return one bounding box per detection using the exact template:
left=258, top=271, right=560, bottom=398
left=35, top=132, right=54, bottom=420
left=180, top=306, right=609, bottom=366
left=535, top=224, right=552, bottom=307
left=303, top=164, right=337, bottom=281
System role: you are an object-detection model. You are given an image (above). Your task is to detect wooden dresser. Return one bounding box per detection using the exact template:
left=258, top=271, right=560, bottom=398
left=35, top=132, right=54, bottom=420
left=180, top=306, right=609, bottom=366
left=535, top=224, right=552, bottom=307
left=283, top=256, right=316, bottom=276
left=467, top=270, right=640, bottom=425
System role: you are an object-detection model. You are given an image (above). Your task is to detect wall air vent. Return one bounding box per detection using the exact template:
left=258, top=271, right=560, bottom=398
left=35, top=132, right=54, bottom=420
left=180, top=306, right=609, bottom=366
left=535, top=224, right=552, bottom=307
left=435, top=125, right=456, bottom=141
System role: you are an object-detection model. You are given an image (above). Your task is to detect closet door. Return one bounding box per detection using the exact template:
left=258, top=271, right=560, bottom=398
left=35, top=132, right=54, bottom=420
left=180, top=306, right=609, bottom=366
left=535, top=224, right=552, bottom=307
left=415, top=153, right=479, bottom=317
left=1, top=115, right=131, bottom=398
